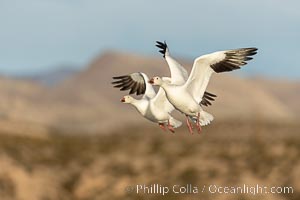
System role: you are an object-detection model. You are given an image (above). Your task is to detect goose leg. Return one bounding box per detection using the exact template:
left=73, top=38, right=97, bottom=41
left=159, top=123, right=167, bottom=132
left=185, top=115, right=194, bottom=134
left=196, top=113, right=202, bottom=134
left=167, top=120, right=175, bottom=133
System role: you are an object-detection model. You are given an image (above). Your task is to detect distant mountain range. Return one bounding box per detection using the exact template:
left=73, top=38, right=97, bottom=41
left=0, top=51, right=299, bottom=136
left=16, top=67, right=80, bottom=86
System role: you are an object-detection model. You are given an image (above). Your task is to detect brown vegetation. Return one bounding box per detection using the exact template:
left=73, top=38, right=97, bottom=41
left=0, top=121, right=299, bottom=200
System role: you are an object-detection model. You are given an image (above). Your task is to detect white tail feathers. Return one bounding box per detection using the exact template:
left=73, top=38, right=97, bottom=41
left=190, top=111, right=214, bottom=126
left=200, top=111, right=214, bottom=126
left=169, top=117, right=182, bottom=128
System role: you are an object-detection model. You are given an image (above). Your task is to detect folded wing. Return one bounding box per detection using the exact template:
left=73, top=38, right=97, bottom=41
left=152, top=77, right=175, bottom=113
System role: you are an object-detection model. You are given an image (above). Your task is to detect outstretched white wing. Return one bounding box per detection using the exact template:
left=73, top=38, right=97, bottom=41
left=184, top=48, right=258, bottom=103
left=151, top=41, right=190, bottom=114
left=112, top=72, right=156, bottom=99
left=156, top=41, right=188, bottom=85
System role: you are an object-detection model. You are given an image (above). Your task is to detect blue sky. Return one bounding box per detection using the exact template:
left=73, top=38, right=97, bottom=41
left=0, top=0, right=299, bottom=79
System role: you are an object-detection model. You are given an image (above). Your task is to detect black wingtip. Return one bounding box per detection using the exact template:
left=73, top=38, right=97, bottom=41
left=156, top=41, right=165, bottom=46
left=204, top=91, right=217, bottom=97
left=155, top=40, right=168, bottom=58
left=112, top=75, right=127, bottom=79
left=200, top=91, right=217, bottom=107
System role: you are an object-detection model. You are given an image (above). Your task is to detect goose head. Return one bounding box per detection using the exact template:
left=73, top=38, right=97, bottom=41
left=120, top=95, right=135, bottom=104
left=148, top=76, right=163, bottom=86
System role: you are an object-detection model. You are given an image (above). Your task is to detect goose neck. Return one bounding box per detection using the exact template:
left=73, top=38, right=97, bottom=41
left=160, top=82, right=170, bottom=91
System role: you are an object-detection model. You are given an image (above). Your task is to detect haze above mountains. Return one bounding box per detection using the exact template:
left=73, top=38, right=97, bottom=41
left=0, top=51, right=299, bottom=136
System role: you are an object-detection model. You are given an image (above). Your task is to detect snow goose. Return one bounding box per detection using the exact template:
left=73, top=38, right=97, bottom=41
left=149, top=46, right=258, bottom=134
left=112, top=41, right=217, bottom=133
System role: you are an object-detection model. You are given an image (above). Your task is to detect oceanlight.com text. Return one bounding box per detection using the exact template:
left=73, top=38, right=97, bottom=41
left=125, top=184, right=294, bottom=196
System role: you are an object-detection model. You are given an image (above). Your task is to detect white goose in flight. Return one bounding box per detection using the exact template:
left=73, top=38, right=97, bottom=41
left=112, top=41, right=216, bottom=133
left=149, top=44, right=257, bottom=134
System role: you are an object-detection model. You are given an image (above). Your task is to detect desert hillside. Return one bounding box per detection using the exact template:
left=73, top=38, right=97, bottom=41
left=48, top=51, right=300, bottom=130
left=0, top=52, right=299, bottom=200
left=253, top=78, right=300, bottom=118
left=0, top=51, right=299, bottom=135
